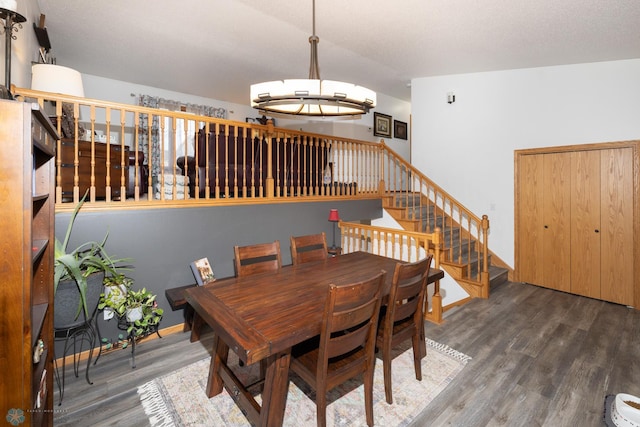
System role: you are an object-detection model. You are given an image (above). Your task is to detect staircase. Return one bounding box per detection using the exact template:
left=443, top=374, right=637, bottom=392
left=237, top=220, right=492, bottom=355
left=383, top=192, right=509, bottom=297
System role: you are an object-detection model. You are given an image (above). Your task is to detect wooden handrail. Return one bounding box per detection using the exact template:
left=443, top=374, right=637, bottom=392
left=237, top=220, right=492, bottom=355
left=338, top=220, right=445, bottom=323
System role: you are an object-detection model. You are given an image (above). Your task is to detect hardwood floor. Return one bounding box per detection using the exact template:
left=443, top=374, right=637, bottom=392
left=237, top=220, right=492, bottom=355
left=54, top=281, right=640, bottom=426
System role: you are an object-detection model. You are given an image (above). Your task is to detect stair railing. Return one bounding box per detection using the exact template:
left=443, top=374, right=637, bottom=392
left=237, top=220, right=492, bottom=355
left=377, top=141, right=490, bottom=298
left=338, top=221, right=445, bottom=323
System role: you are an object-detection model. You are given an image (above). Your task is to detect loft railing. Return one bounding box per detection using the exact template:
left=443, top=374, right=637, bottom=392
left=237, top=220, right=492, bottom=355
left=338, top=221, right=444, bottom=323
left=13, top=87, right=383, bottom=206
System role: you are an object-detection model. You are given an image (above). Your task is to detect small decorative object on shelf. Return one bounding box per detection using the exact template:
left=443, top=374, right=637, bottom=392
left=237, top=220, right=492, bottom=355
left=33, top=339, right=45, bottom=363
left=190, top=257, right=216, bottom=286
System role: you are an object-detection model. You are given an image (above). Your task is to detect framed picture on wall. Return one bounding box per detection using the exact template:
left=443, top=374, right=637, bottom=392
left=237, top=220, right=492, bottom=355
left=394, top=120, right=408, bottom=140
left=373, top=112, right=392, bottom=138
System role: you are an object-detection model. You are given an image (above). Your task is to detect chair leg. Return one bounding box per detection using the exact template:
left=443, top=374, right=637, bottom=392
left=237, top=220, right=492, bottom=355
left=364, top=364, right=375, bottom=427
left=382, top=342, right=393, bottom=404
left=419, top=319, right=427, bottom=358
left=316, top=392, right=327, bottom=427
left=412, top=332, right=423, bottom=381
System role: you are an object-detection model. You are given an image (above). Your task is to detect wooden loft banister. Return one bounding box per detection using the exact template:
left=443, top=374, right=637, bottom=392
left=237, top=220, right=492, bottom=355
left=12, top=86, right=383, bottom=208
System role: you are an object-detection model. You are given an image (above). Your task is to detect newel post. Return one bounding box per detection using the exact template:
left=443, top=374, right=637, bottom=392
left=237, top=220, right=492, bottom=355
left=378, top=140, right=386, bottom=196
left=480, top=214, right=490, bottom=298
left=426, top=227, right=443, bottom=324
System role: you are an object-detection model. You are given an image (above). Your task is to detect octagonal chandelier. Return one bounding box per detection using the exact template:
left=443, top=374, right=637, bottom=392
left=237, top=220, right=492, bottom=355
left=250, top=0, right=376, bottom=118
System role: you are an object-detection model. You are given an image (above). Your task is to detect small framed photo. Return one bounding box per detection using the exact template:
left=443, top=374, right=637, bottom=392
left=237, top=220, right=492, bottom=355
left=394, top=120, right=408, bottom=140
left=373, top=112, right=392, bottom=138
left=190, top=257, right=216, bottom=286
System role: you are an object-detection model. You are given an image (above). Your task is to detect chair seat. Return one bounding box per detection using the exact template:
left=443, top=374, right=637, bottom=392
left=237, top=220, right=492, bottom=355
left=292, top=339, right=369, bottom=391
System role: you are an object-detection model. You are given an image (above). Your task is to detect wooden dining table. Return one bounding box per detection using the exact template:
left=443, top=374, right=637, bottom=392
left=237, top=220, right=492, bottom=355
left=185, top=251, right=444, bottom=427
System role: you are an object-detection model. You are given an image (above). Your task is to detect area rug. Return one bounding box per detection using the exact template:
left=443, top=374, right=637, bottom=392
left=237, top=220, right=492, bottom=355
left=138, top=338, right=471, bottom=427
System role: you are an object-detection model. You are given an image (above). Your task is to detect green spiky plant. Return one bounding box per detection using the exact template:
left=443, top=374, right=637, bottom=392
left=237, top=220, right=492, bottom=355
left=54, top=192, right=131, bottom=319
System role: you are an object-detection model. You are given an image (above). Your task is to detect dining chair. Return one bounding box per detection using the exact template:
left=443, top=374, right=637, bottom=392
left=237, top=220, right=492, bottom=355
left=233, top=240, right=282, bottom=277
left=290, top=270, right=386, bottom=427
left=376, top=254, right=433, bottom=404
left=233, top=240, right=282, bottom=372
left=290, top=232, right=328, bottom=265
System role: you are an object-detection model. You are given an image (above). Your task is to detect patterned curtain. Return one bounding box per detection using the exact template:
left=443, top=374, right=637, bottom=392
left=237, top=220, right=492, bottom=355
left=137, top=95, right=161, bottom=185
left=137, top=95, right=226, bottom=185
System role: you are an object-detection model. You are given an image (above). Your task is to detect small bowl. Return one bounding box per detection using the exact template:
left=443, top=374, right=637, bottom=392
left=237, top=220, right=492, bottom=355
left=612, top=393, right=640, bottom=427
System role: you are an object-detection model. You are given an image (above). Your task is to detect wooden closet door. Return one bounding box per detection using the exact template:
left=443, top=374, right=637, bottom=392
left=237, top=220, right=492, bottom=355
left=542, top=152, right=571, bottom=292
left=570, top=150, right=601, bottom=299
left=600, top=147, right=634, bottom=305
left=517, top=154, right=544, bottom=285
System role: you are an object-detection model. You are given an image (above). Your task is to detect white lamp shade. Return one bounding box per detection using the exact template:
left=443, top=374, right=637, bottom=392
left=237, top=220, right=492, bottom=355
left=31, top=64, right=85, bottom=97
left=0, top=0, right=18, bottom=13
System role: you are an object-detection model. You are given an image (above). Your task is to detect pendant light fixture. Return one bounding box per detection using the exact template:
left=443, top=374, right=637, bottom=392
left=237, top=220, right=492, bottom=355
left=250, top=0, right=376, bottom=118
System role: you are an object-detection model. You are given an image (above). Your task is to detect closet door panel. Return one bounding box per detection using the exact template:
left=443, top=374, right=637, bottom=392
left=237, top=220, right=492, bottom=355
left=570, top=150, right=601, bottom=299
left=600, top=147, right=634, bottom=305
left=542, top=152, right=571, bottom=292
left=517, top=154, right=545, bottom=285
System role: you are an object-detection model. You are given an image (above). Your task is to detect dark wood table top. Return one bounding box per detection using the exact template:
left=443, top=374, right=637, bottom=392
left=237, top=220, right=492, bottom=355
left=186, top=251, right=444, bottom=366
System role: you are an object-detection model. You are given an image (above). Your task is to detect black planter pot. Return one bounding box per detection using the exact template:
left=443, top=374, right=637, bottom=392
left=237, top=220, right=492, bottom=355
left=53, top=271, right=104, bottom=404
left=54, top=272, right=105, bottom=329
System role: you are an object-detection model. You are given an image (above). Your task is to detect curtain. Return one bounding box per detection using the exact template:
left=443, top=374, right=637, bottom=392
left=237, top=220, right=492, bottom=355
left=137, top=95, right=226, bottom=184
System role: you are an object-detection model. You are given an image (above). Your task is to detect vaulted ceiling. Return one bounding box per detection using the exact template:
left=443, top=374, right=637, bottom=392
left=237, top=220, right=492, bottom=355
left=39, top=0, right=640, bottom=105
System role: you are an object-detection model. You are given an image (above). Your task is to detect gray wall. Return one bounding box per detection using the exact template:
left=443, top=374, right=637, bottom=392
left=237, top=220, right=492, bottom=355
left=55, top=200, right=382, bottom=345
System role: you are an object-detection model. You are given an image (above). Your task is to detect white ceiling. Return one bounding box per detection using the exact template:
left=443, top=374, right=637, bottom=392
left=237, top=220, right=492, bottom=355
left=38, top=0, right=640, bottom=105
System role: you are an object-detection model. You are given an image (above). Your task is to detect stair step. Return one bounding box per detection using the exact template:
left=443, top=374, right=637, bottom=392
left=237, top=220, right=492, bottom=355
left=489, top=265, right=509, bottom=288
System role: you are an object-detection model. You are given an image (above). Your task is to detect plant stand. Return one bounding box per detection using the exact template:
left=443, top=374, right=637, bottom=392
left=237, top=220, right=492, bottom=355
left=116, top=317, right=162, bottom=368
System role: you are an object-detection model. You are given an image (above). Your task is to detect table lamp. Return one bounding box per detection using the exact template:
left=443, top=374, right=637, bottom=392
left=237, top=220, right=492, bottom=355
left=31, top=63, right=85, bottom=97
left=328, top=209, right=340, bottom=249
left=31, top=64, right=85, bottom=138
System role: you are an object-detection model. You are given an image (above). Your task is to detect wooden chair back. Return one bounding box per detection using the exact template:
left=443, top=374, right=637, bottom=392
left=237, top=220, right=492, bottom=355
left=376, top=254, right=433, bottom=404
left=291, top=270, right=386, bottom=427
left=233, top=240, right=282, bottom=277
left=290, top=232, right=328, bottom=265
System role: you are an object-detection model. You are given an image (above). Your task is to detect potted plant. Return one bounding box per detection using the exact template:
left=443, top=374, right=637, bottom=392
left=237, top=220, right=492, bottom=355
left=99, top=282, right=163, bottom=339
left=123, top=287, right=163, bottom=337
left=54, top=192, right=130, bottom=320
left=100, top=273, right=133, bottom=320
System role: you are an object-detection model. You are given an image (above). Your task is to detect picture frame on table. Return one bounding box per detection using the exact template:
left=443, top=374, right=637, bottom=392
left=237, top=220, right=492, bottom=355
left=394, top=120, right=408, bottom=140
left=190, top=257, right=216, bottom=286
left=373, top=112, right=392, bottom=138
